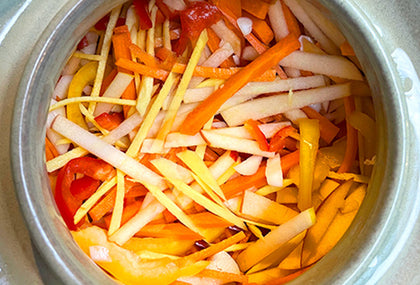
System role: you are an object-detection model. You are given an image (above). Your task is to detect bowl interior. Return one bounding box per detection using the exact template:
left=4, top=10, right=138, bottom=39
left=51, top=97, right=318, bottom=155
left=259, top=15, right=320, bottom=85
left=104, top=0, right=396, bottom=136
left=11, top=0, right=415, bottom=284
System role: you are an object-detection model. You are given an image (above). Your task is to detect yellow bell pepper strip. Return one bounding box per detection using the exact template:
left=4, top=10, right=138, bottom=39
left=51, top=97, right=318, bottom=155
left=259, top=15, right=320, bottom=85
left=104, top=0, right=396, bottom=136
left=67, top=61, right=98, bottom=129
left=297, top=118, right=320, bottom=211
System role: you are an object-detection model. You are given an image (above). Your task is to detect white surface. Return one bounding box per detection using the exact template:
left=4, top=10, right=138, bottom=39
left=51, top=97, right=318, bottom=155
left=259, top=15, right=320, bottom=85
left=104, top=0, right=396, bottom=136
left=0, top=0, right=418, bottom=284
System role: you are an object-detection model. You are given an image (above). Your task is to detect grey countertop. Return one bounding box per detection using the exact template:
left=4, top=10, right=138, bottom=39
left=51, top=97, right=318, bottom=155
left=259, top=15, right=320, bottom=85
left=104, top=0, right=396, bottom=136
left=0, top=0, right=418, bottom=284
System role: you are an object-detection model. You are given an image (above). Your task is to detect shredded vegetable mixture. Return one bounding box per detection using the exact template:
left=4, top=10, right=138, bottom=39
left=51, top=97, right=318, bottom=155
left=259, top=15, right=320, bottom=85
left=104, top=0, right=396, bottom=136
left=46, top=0, right=376, bottom=284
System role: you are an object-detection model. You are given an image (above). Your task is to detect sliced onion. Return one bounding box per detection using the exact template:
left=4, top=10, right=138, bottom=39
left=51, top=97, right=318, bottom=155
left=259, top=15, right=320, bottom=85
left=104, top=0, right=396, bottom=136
left=237, top=17, right=253, bottom=36
left=52, top=75, right=73, bottom=100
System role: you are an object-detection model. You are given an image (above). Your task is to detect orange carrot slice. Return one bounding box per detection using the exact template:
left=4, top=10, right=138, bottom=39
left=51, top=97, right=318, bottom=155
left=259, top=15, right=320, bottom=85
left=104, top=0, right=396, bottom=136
left=180, top=33, right=300, bottom=135
left=241, top=0, right=271, bottom=19
left=281, top=1, right=301, bottom=37
left=196, top=269, right=248, bottom=283
left=188, top=212, right=233, bottom=228
left=340, top=41, right=356, bottom=56
left=45, top=137, right=59, bottom=161
left=301, top=106, right=340, bottom=144
left=135, top=223, right=203, bottom=240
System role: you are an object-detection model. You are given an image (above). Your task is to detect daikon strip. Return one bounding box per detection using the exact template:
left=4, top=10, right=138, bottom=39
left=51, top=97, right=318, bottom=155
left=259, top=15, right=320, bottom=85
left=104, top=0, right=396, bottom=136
left=93, top=72, right=134, bottom=116
left=221, top=83, right=351, bottom=126
left=211, top=20, right=242, bottom=57
left=280, top=51, right=363, bottom=81
left=283, top=0, right=339, bottom=54
left=298, top=0, right=346, bottom=47
left=266, top=154, right=284, bottom=187
left=268, top=0, right=289, bottom=41
left=184, top=75, right=326, bottom=105
left=109, top=199, right=166, bottom=245
left=201, top=130, right=275, bottom=157
left=53, top=75, right=73, bottom=100
left=51, top=115, right=166, bottom=189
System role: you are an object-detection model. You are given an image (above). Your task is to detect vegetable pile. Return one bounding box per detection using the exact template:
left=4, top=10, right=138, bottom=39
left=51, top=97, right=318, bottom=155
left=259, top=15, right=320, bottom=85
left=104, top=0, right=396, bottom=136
left=46, top=0, right=376, bottom=284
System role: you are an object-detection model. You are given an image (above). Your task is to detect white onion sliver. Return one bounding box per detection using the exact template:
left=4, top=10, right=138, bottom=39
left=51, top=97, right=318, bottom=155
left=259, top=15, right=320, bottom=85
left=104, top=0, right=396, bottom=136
left=234, top=156, right=263, bottom=176
left=53, top=75, right=73, bottom=100
left=266, top=154, right=283, bottom=187
left=237, top=17, right=253, bottom=36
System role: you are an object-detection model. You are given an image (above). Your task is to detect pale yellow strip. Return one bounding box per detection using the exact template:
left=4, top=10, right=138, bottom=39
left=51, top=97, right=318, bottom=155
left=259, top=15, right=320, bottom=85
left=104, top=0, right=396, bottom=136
left=163, top=18, right=171, bottom=50
left=136, top=5, right=157, bottom=115
left=151, top=30, right=208, bottom=153
left=108, top=171, right=125, bottom=235
left=255, top=179, right=293, bottom=196
left=50, top=97, right=136, bottom=111
left=197, top=78, right=225, bottom=88
left=74, top=178, right=117, bottom=224
left=224, top=242, right=255, bottom=252
left=46, top=147, right=88, bottom=172
left=72, top=52, right=104, bottom=61
left=247, top=223, right=264, bottom=239
left=88, top=5, right=122, bottom=113
left=78, top=104, right=109, bottom=135
left=216, top=161, right=240, bottom=185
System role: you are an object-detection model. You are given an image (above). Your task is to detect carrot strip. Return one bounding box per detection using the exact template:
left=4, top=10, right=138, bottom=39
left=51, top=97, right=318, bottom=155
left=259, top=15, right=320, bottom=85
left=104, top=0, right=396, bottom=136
left=112, top=25, right=137, bottom=117
left=281, top=149, right=300, bottom=172
left=281, top=1, right=301, bottom=37
left=340, top=41, right=356, bottom=56
left=94, top=112, right=124, bottom=131
left=213, top=0, right=242, bottom=18
left=188, top=212, right=233, bottom=228
left=243, top=12, right=274, bottom=45
left=338, top=97, right=358, bottom=173
left=115, top=58, right=169, bottom=80
left=186, top=231, right=246, bottom=262
left=180, top=33, right=299, bottom=135
left=222, top=165, right=267, bottom=199
left=103, top=200, right=142, bottom=228
left=301, top=106, right=340, bottom=144
left=244, top=119, right=269, bottom=151
left=163, top=209, right=178, bottom=223
left=265, top=266, right=312, bottom=285
left=196, top=269, right=248, bottom=283
left=269, top=125, right=297, bottom=152
left=241, top=0, right=271, bottom=19
left=129, top=44, right=160, bottom=67
left=45, top=137, right=59, bottom=161
left=135, top=223, right=203, bottom=240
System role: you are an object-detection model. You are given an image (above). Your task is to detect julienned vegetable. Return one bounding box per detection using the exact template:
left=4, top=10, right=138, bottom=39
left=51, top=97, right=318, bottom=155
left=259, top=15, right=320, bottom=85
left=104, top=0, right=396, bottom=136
left=46, top=0, right=376, bottom=284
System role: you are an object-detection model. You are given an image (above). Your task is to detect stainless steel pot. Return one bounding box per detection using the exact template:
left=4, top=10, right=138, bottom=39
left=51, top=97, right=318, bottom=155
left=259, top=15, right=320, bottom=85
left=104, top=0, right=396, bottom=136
left=10, top=0, right=420, bottom=284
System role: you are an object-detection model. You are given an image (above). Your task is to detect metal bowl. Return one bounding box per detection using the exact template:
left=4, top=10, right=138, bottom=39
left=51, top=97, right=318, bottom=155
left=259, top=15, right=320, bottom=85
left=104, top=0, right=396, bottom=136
left=10, top=0, right=420, bottom=284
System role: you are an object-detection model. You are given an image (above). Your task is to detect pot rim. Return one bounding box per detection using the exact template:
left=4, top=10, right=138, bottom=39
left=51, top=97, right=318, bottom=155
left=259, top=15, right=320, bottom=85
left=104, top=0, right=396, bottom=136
left=10, top=0, right=420, bottom=284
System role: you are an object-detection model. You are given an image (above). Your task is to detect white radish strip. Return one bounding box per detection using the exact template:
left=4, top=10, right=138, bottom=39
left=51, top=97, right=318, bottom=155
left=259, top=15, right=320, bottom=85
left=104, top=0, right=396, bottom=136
left=184, top=75, right=326, bottom=105
left=165, top=132, right=206, bottom=148
left=283, top=0, right=339, bottom=54
left=221, top=83, right=351, bottom=126
left=284, top=109, right=308, bottom=124
left=209, top=122, right=290, bottom=140
left=109, top=199, right=166, bottom=246
left=51, top=115, right=166, bottom=189
left=283, top=66, right=301, bottom=78
left=163, top=0, right=186, bottom=11
left=237, top=17, right=253, bottom=36
left=234, top=156, right=263, bottom=176
left=61, top=56, right=81, bottom=76
left=212, top=120, right=227, bottom=128
left=140, top=139, right=170, bottom=154
left=268, top=0, right=289, bottom=41
left=89, top=246, right=112, bottom=262
left=53, top=75, right=73, bottom=100
left=183, top=87, right=216, bottom=103
left=80, top=43, right=97, bottom=56
left=242, top=46, right=259, bottom=61
left=126, top=6, right=138, bottom=33
left=280, top=51, right=363, bottom=81
left=201, top=130, right=275, bottom=158
left=266, top=154, right=284, bottom=187
left=46, top=128, right=70, bottom=155
left=189, top=42, right=234, bottom=88
left=103, top=112, right=143, bottom=144
left=298, top=0, right=346, bottom=47
left=211, top=20, right=242, bottom=57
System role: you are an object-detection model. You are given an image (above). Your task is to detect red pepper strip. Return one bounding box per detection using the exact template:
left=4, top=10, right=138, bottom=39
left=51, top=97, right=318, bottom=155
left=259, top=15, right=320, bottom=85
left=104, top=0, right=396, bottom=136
left=94, top=112, right=124, bottom=131
left=133, top=0, right=153, bottom=30
left=269, top=125, right=297, bottom=152
left=54, top=157, right=115, bottom=230
left=174, top=1, right=221, bottom=55
left=70, top=176, right=101, bottom=201
left=156, top=0, right=179, bottom=20
left=244, top=119, right=269, bottom=151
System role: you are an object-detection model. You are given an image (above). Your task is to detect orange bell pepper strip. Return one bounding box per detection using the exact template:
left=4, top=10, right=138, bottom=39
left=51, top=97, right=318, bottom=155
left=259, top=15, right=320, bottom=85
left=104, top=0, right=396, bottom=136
left=180, top=33, right=300, bottom=135
left=301, top=106, right=340, bottom=144
left=244, top=119, right=270, bottom=151
left=269, top=125, right=297, bottom=152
